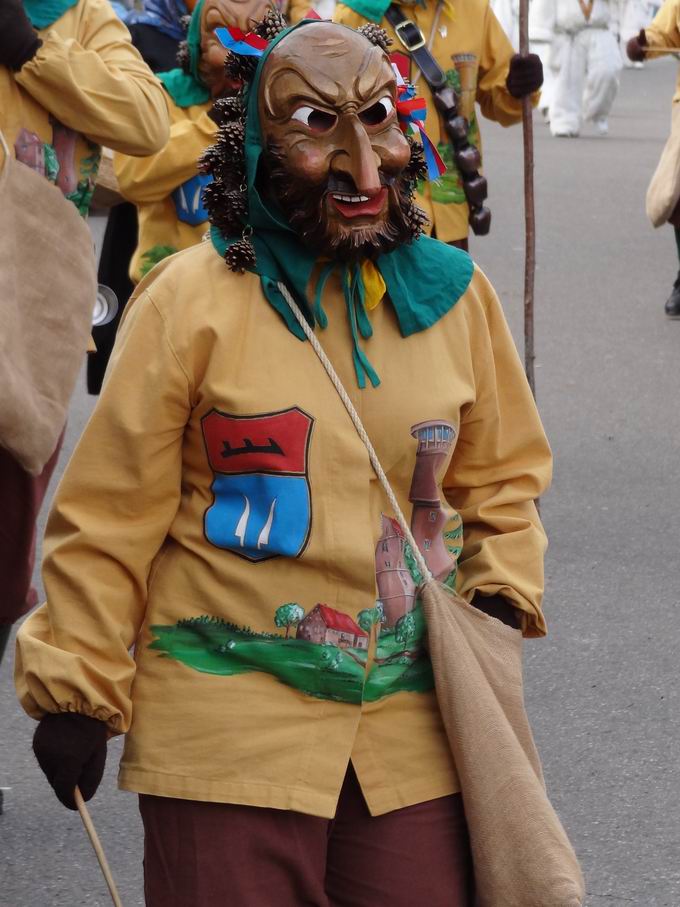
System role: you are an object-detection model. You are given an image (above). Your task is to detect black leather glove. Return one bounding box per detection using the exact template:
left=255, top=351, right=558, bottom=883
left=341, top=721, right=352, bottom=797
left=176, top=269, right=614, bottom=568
left=472, top=592, right=521, bottom=630
left=0, top=0, right=42, bottom=71
left=506, top=53, right=544, bottom=99
left=626, top=28, right=647, bottom=62
left=33, top=713, right=108, bottom=810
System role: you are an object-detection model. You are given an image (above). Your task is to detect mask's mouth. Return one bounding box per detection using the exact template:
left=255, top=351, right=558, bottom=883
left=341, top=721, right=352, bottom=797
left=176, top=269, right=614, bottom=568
left=329, top=187, right=388, bottom=218
left=324, top=172, right=392, bottom=220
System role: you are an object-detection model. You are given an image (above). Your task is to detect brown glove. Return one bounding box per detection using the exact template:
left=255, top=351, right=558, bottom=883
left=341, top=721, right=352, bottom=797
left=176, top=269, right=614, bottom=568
left=626, top=29, right=647, bottom=62
left=472, top=592, right=521, bottom=630
left=33, top=712, right=108, bottom=810
left=0, top=0, right=42, bottom=70
left=506, top=53, right=544, bottom=99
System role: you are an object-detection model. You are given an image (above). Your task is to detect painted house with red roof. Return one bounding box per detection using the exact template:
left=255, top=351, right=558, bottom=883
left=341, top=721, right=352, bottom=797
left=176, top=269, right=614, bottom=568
left=296, top=604, right=369, bottom=650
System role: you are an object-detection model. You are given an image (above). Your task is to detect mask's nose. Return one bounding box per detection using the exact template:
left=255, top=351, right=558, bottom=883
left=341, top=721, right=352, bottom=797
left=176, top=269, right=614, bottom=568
left=331, top=116, right=382, bottom=198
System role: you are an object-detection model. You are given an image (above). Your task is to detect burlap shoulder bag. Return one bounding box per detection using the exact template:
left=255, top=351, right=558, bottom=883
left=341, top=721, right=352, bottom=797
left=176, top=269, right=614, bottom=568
left=0, top=128, right=96, bottom=475
left=278, top=281, right=585, bottom=907
left=646, top=102, right=680, bottom=228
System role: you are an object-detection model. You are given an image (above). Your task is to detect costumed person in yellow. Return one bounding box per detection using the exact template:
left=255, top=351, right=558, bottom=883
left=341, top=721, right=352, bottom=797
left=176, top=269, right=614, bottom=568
left=330, top=0, right=544, bottom=249
left=17, top=18, right=551, bottom=905
left=114, top=0, right=279, bottom=283
left=628, top=3, right=680, bottom=317
left=0, top=0, right=168, bottom=668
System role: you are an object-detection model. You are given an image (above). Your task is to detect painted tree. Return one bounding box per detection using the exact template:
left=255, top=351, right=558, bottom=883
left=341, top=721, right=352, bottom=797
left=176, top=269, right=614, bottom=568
left=357, top=609, right=375, bottom=634
left=395, top=611, right=417, bottom=650
left=274, top=603, right=304, bottom=638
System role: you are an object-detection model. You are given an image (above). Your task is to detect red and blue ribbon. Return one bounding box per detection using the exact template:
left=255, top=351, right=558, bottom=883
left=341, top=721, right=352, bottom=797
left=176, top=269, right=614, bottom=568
left=394, top=73, right=446, bottom=181
left=215, top=25, right=268, bottom=57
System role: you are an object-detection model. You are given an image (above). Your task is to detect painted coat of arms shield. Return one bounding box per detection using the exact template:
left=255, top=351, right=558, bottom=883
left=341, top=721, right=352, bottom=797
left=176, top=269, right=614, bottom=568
left=201, top=407, right=314, bottom=562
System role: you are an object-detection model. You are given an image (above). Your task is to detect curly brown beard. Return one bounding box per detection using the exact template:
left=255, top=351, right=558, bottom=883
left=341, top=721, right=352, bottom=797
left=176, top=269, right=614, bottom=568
left=260, top=141, right=427, bottom=263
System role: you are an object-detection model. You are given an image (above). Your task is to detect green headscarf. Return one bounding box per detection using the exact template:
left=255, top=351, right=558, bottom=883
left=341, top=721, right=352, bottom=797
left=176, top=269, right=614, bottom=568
left=157, top=0, right=211, bottom=108
left=23, top=0, right=78, bottom=28
left=211, top=20, right=474, bottom=388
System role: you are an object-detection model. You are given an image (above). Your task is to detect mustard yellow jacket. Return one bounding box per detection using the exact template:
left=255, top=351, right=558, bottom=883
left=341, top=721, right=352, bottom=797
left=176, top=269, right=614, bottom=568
left=114, top=97, right=217, bottom=283
left=645, top=0, right=680, bottom=103
left=0, top=0, right=169, bottom=216
left=333, top=0, right=532, bottom=242
left=16, top=241, right=551, bottom=818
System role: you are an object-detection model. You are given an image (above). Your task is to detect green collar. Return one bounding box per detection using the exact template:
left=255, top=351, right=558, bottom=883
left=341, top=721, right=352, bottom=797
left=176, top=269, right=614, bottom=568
left=339, top=0, right=391, bottom=23
left=23, top=0, right=78, bottom=28
left=211, top=20, right=474, bottom=388
left=157, top=0, right=210, bottom=108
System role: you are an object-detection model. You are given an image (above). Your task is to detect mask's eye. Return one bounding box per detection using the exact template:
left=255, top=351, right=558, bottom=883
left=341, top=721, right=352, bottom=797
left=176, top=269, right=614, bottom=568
left=291, top=106, right=338, bottom=132
left=358, top=96, right=395, bottom=126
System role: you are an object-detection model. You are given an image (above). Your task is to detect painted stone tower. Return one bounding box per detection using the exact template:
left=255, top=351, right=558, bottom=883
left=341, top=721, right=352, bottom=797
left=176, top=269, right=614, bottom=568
left=409, top=420, right=457, bottom=582
left=374, top=515, right=417, bottom=629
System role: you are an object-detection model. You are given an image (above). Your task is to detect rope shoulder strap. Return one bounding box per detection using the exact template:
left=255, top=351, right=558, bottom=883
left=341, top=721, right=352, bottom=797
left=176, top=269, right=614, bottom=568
left=276, top=280, right=434, bottom=585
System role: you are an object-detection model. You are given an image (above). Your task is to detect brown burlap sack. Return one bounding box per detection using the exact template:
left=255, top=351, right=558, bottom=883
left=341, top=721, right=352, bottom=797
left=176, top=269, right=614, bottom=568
left=0, top=130, right=96, bottom=475
left=420, top=581, right=585, bottom=907
left=646, top=102, right=680, bottom=228
left=279, top=280, right=585, bottom=906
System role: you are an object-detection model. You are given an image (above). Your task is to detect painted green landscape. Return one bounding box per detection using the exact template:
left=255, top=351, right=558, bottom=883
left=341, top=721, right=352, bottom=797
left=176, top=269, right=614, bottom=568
left=150, top=599, right=434, bottom=704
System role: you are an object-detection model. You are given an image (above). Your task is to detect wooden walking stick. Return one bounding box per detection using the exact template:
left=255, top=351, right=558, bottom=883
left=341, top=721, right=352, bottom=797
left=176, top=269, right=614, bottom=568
left=74, top=787, right=124, bottom=907
left=519, top=0, right=536, bottom=398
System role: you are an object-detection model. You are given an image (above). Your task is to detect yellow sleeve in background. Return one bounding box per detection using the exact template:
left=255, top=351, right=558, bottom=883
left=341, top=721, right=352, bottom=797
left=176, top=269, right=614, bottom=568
left=15, top=0, right=169, bottom=156
left=443, top=269, right=552, bottom=638
left=114, top=103, right=217, bottom=206
left=15, top=286, right=190, bottom=733
left=645, top=0, right=680, bottom=51
left=477, top=4, right=536, bottom=126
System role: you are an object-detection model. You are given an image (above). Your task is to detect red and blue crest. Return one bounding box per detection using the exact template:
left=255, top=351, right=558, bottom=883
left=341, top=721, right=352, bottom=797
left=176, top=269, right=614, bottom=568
left=201, top=407, right=314, bottom=562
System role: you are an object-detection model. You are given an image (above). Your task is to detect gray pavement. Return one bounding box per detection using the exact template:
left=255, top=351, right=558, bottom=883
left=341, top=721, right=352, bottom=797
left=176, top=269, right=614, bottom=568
left=1, top=62, right=680, bottom=906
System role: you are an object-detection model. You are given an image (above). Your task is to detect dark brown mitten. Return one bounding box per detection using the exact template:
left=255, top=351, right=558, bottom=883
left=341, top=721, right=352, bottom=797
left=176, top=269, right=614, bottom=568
left=506, top=53, right=544, bottom=99
left=472, top=592, right=521, bottom=630
left=33, top=712, right=108, bottom=810
left=626, top=29, right=647, bottom=62
left=0, top=0, right=42, bottom=70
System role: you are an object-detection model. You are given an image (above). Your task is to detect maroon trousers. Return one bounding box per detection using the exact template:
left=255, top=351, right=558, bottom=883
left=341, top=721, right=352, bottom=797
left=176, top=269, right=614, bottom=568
left=0, top=436, right=63, bottom=627
left=140, top=763, right=474, bottom=907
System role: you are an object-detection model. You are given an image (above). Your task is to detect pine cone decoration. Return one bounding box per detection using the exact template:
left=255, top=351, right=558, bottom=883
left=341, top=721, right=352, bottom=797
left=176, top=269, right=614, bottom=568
left=220, top=119, right=245, bottom=150
left=225, top=236, right=256, bottom=273
left=222, top=189, right=249, bottom=219
left=403, top=137, right=428, bottom=188
left=255, top=7, right=288, bottom=40
left=225, top=51, right=259, bottom=83
left=405, top=201, right=429, bottom=240
left=206, top=203, right=245, bottom=239
left=176, top=40, right=191, bottom=74
left=210, top=95, right=245, bottom=126
left=199, top=142, right=246, bottom=185
left=357, top=23, right=392, bottom=50
left=198, top=142, right=222, bottom=176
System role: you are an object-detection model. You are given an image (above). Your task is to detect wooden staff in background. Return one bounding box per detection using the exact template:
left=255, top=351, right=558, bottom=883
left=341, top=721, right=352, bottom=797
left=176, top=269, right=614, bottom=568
left=519, top=0, right=536, bottom=398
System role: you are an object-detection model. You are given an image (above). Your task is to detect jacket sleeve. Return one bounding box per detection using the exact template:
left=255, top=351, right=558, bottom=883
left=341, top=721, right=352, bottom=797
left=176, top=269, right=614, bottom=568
left=644, top=0, right=680, bottom=51
left=15, top=286, right=190, bottom=734
left=442, top=269, right=552, bottom=637
left=114, top=107, right=217, bottom=205
left=14, top=0, right=169, bottom=155
left=476, top=4, right=538, bottom=125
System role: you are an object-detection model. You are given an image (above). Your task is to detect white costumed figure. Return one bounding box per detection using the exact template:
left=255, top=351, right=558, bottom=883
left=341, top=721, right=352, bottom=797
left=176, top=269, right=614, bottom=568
left=531, top=0, right=622, bottom=136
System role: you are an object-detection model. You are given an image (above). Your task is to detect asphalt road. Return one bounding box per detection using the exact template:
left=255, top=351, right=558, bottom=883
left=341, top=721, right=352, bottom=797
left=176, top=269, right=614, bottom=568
left=2, top=62, right=679, bottom=906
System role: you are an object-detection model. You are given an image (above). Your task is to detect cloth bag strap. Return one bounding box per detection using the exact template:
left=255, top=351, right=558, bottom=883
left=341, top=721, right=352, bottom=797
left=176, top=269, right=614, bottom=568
left=0, top=129, right=11, bottom=193
left=276, top=280, right=435, bottom=585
